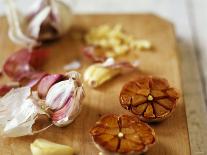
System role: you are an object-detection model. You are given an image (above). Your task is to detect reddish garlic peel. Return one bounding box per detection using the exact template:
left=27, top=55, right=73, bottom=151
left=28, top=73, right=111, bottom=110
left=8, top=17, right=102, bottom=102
left=82, top=46, right=106, bottom=62
left=3, top=48, right=49, bottom=82
left=0, top=85, right=18, bottom=97
left=37, top=74, right=64, bottom=98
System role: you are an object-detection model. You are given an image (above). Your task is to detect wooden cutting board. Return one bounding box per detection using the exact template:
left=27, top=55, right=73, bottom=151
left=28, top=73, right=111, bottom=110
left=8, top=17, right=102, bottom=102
left=0, top=15, right=191, bottom=155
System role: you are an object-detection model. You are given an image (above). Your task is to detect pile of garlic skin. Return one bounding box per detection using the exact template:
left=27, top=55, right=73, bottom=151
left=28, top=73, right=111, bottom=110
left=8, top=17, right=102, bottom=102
left=0, top=71, right=84, bottom=137
left=85, top=24, right=152, bottom=58
left=5, top=0, right=73, bottom=47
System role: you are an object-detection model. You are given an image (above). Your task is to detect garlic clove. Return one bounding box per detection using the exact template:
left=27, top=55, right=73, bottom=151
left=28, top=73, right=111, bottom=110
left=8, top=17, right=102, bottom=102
left=45, top=79, right=77, bottom=110
left=28, top=6, right=52, bottom=40
left=45, top=71, right=85, bottom=127
left=31, top=138, right=74, bottom=155
left=50, top=0, right=73, bottom=35
left=37, top=74, right=65, bottom=98
left=52, top=86, right=84, bottom=127
left=84, top=64, right=120, bottom=88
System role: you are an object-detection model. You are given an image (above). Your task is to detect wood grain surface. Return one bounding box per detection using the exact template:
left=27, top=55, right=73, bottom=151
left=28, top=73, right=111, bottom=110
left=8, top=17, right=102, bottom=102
left=0, top=15, right=191, bottom=155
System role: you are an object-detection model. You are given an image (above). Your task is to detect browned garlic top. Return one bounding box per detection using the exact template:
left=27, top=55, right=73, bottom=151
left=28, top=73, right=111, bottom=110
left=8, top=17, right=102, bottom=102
left=120, top=76, right=179, bottom=122
left=90, top=114, right=155, bottom=154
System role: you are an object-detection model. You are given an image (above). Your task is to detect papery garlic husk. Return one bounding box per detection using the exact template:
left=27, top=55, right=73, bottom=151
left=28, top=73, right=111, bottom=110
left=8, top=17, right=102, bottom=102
left=45, top=71, right=84, bottom=127
left=5, top=0, right=38, bottom=47
left=5, top=0, right=73, bottom=47
left=0, top=87, right=49, bottom=137
left=31, top=138, right=74, bottom=155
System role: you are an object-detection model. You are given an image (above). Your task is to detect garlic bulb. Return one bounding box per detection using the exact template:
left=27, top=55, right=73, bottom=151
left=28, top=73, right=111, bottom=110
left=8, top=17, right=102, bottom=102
left=45, top=71, right=84, bottom=127
left=5, top=0, right=73, bottom=47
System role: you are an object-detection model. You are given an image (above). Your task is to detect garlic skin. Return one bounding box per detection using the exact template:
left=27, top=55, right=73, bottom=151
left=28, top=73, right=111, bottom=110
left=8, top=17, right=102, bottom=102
left=45, top=71, right=84, bottom=127
left=0, top=87, right=40, bottom=137
left=5, top=0, right=37, bottom=47
left=5, top=0, right=73, bottom=47
left=27, top=0, right=73, bottom=41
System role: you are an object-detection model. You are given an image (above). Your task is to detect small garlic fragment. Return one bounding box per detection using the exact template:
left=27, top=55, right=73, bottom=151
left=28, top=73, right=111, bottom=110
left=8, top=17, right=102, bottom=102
left=63, top=60, right=81, bottom=71
left=133, top=40, right=152, bottom=50
left=30, top=139, right=74, bottom=155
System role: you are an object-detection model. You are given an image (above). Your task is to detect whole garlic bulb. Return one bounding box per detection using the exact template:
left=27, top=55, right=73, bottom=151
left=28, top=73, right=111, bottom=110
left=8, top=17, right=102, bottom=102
left=5, top=0, right=73, bottom=47
left=45, top=72, right=84, bottom=127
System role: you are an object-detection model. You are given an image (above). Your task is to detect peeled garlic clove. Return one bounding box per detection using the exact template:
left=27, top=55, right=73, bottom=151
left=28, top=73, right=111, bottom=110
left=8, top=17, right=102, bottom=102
left=31, top=138, right=74, bottom=155
left=84, top=64, right=120, bottom=88
left=37, top=74, right=65, bottom=99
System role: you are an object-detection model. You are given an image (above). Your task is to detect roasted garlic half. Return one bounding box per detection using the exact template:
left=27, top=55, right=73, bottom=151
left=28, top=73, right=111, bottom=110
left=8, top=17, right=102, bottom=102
left=90, top=114, right=155, bottom=155
left=120, top=76, right=180, bottom=122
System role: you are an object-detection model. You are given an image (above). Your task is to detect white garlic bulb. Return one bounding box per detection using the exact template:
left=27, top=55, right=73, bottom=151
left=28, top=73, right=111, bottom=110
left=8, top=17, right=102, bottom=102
left=5, top=0, right=73, bottom=48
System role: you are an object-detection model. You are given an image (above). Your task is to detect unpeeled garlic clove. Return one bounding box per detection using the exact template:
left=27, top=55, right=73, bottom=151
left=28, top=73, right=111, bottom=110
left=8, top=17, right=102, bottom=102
left=37, top=74, right=65, bottom=99
left=30, top=138, right=74, bottom=155
left=45, top=71, right=84, bottom=127
left=27, top=0, right=73, bottom=41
